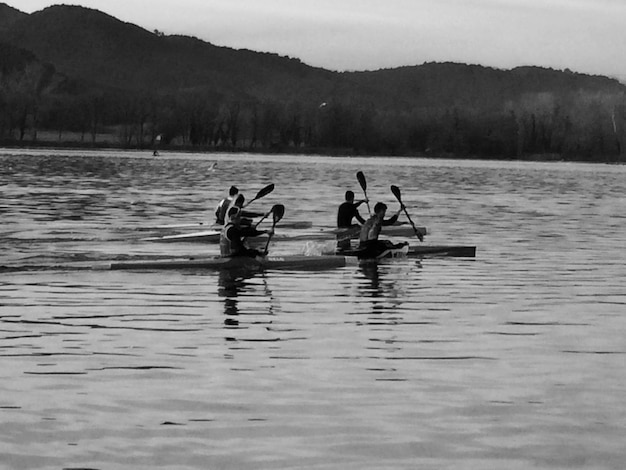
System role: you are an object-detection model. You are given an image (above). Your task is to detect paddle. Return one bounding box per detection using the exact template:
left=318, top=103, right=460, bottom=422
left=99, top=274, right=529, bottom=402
left=243, top=183, right=275, bottom=208
left=253, top=206, right=277, bottom=228
left=263, top=204, right=285, bottom=254
left=390, top=185, right=424, bottom=242
left=242, top=204, right=279, bottom=243
left=356, top=171, right=372, bottom=216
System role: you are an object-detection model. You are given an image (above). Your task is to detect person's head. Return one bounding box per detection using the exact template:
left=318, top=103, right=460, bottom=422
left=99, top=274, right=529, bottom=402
left=233, top=194, right=245, bottom=207
left=227, top=206, right=241, bottom=221
left=374, top=202, right=387, bottom=215
left=345, top=190, right=355, bottom=202
left=228, top=185, right=238, bottom=196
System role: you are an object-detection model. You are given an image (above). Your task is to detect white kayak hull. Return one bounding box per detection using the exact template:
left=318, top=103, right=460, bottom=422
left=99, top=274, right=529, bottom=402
left=155, top=220, right=313, bottom=230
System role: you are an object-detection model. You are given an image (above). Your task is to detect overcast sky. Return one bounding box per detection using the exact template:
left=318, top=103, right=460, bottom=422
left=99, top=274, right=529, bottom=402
left=6, top=0, right=626, bottom=82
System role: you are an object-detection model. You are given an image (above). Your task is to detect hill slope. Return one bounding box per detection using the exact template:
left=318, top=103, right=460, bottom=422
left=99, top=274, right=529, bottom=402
left=1, top=3, right=624, bottom=159
left=2, top=4, right=624, bottom=107
left=347, top=62, right=625, bottom=111
left=0, top=3, right=26, bottom=32
left=1, top=4, right=343, bottom=102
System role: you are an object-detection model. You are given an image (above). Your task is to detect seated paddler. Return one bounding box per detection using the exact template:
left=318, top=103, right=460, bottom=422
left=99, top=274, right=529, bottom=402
left=337, top=191, right=367, bottom=251
left=336, top=190, right=368, bottom=251
left=229, top=193, right=255, bottom=226
left=220, top=206, right=273, bottom=258
left=215, top=185, right=239, bottom=225
left=357, top=202, right=407, bottom=259
left=337, top=190, right=367, bottom=229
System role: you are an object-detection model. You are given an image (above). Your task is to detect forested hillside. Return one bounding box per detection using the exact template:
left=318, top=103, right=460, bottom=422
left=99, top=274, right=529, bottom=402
left=0, top=3, right=25, bottom=31
left=1, top=3, right=624, bottom=161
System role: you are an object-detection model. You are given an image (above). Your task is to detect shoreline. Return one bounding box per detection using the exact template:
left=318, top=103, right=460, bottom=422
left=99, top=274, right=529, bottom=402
left=1, top=139, right=624, bottom=164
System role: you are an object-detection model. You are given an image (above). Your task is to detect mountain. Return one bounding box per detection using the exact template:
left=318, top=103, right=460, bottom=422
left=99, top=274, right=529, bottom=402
left=349, top=63, right=625, bottom=111
left=2, top=4, right=624, bottom=106
left=0, top=3, right=26, bottom=32
left=0, top=4, right=343, bottom=102
left=1, top=3, right=624, bottom=160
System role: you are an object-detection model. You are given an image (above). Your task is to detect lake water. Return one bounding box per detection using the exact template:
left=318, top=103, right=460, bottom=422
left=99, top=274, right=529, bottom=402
left=1, top=148, right=625, bottom=470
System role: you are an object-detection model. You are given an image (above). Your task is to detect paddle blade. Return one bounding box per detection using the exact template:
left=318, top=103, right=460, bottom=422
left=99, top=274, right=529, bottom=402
left=271, top=204, right=285, bottom=224
left=263, top=204, right=285, bottom=255
left=253, top=183, right=275, bottom=201
left=244, top=183, right=275, bottom=208
left=390, top=185, right=402, bottom=202
left=356, top=171, right=367, bottom=191
left=357, top=171, right=372, bottom=215
left=390, top=185, right=422, bottom=242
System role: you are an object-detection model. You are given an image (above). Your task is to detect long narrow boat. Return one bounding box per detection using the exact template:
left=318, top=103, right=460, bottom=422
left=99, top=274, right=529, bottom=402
left=105, top=254, right=351, bottom=271
left=410, top=245, right=475, bottom=257
left=143, top=229, right=229, bottom=243
left=332, top=224, right=427, bottom=241
left=142, top=224, right=427, bottom=243
left=153, top=220, right=313, bottom=230
left=142, top=230, right=272, bottom=246
left=101, top=245, right=475, bottom=271
left=344, top=245, right=475, bottom=258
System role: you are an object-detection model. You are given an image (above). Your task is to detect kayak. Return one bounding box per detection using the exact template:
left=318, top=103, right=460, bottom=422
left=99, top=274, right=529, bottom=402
left=343, top=244, right=475, bottom=258
left=142, top=224, right=427, bottom=243
left=410, top=245, right=475, bottom=257
left=142, top=230, right=271, bottom=247
left=143, top=229, right=226, bottom=243
left=332, top=224, right=427, bottom=241
left=103, top=245, right=409, bottom=271
left=105, top=254, right=354, bottom=271
left=154, top=220, right=313, bottom=230
left=101, top=245, right=475, bottom=271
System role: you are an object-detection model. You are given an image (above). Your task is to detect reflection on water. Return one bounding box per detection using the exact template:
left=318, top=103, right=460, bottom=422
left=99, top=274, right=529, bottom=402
left=217, top=269, right=278, bottom=347
left=359, top=262, right=383, bottom=295
left=1, top=149, right=626, bottom=469
left=219, top=269, right=250, bottom=321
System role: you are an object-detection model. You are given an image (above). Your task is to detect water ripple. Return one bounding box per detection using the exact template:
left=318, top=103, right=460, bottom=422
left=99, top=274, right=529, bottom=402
left=2, top=150, right=626, bottom=469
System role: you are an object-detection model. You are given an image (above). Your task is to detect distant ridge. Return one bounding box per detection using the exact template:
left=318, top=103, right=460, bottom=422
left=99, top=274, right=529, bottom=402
left=0, top=3, right=26, bottom=31
left=0, top=4, right=340, bottom=101
left=0, top=3, right=624, bottom=160
left=350, top=62, right=625, bottom=110
left=3, top=3, right=622, bottom=102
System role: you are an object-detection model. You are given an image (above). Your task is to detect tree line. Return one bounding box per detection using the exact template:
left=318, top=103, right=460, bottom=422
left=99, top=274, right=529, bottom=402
left=1, top=53, right=625, bottom=162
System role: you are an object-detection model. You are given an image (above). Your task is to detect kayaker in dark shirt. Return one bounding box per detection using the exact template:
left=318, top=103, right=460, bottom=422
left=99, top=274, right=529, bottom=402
left=337, top=190, right=367, bottom=228
left=220, top=207, right=273, bottom=258
left=357, top=202, right=406, bottom=258
left=336, top=191, right=368, bottom=251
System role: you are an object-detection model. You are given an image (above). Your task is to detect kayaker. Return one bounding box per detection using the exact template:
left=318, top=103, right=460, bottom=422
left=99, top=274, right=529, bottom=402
left=337, top=190, right=367, bottom=229
left=215, top=185, right=239, bottom=225
left=336, top=190, right=367, bottom=251
left=357, top=202, right=406, bottom=258
left=228, top=193, right=256, bottom=226
left=220, top=206, right=273, bottom=258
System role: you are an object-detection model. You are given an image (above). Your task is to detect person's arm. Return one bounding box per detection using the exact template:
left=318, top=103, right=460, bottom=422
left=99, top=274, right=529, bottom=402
left=382, top=210, right=401, bottom=226
left=215, top=201, right=222, bottom=220
left=354, top=207, right=366, bottom=225
left=224, top=225, right=237, bottom=240
left=239, top=226, right=270, bottom=238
